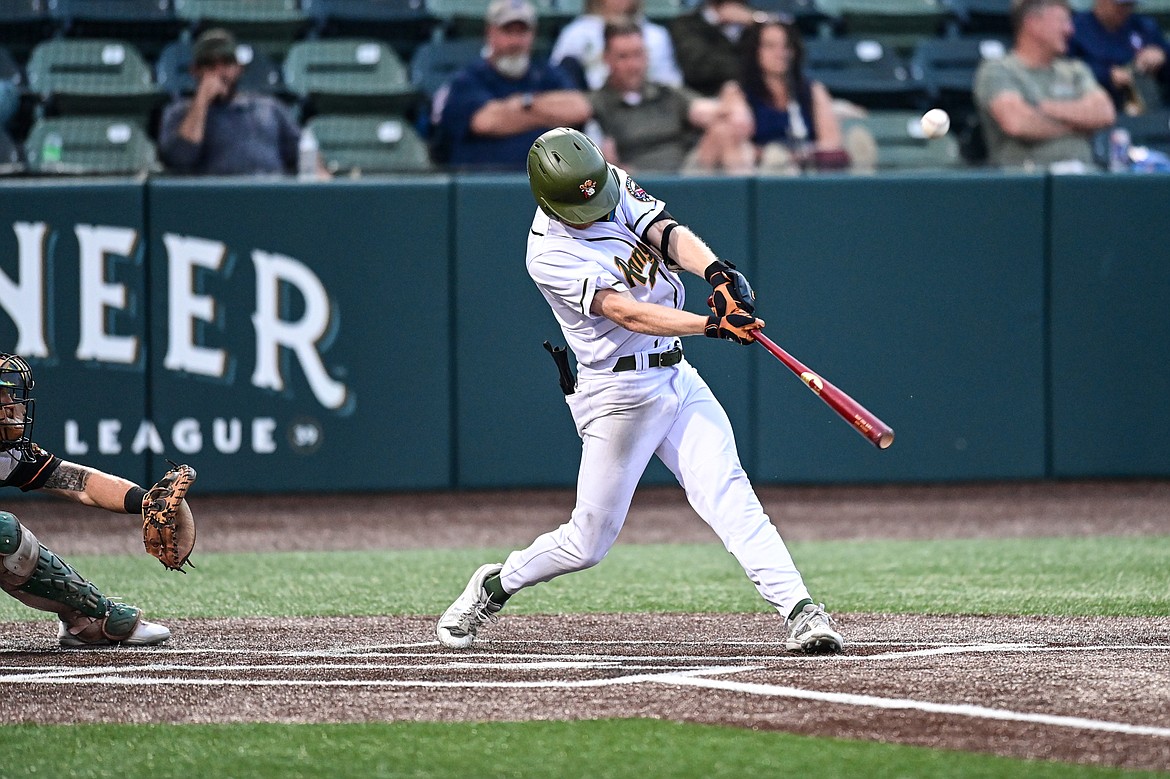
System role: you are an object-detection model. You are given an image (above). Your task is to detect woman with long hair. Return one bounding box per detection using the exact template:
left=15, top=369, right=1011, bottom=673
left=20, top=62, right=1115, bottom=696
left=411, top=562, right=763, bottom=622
left=739, top=20, right=849, bottom=171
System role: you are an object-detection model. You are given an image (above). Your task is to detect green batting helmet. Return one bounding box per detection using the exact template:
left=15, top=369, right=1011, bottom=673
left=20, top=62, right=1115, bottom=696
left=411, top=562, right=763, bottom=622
left=527, top=128, right=620, bottom=224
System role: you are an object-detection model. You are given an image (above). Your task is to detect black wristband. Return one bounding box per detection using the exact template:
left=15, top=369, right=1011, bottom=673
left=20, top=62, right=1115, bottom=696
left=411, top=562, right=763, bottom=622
left=704, top=260, right=731, bottom=285
left=123, top=486, right=147, bottom=514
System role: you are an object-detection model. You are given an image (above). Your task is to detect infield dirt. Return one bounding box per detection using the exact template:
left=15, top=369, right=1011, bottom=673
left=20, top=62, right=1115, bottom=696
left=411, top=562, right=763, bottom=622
left=2, top=481, right=1169, bottom=772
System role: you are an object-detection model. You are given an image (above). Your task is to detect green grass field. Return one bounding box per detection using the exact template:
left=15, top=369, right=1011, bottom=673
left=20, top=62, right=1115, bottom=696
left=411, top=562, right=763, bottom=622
left=1, top=535, right=1168, bottom=778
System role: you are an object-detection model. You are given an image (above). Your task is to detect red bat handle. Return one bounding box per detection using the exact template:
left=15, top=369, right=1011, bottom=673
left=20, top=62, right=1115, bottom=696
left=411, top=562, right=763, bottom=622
left=754, top=331, right=895, bottom=450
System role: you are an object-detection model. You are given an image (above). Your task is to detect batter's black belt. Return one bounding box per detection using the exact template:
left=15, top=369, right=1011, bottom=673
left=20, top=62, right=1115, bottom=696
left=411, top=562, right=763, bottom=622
left=613, top=346, right=683, bottom=372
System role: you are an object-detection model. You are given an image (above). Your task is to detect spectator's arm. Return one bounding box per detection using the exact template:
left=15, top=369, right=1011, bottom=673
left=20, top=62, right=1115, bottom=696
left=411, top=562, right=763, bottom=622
left=810, top=81, right=843, bottom=150
left=988, top=91, right=1075, bottom=139
left=688, top=81, right=751, bottom=136
left=157, top=102, right=202, bottom=172
left=470, top=90, right=592, bottom=135
left=1037, top=88, right=1115, bottom=132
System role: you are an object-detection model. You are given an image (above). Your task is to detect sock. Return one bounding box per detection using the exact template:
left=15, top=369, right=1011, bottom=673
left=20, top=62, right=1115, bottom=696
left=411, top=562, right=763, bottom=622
left=483, top=574, right=511, bottom=606
left=788, top=598, right=814, bottom=621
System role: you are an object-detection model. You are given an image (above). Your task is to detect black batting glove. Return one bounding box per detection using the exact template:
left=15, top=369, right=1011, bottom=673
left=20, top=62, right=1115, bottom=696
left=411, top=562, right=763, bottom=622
left=705, top=311, right=763, bottom=345
left=704, top=260, right=756, bottom=316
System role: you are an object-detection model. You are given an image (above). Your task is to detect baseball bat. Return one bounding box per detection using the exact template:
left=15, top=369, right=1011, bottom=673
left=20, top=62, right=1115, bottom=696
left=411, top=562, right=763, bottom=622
left=754, top=331, right=894, bottom=450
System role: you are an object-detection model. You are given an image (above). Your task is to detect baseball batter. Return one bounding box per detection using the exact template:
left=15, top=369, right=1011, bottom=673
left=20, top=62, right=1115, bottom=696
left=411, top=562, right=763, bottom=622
left=0, top=353, right=171, bottom=647
left=438, top=127, right=843, bottom=654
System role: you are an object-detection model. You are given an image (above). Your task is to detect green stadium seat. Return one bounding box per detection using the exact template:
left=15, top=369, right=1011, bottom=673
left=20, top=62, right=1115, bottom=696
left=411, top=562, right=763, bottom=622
left=302, top=0, right=439, bottom=61
left=23, top=115, right=160, bottom=175
left=284, top=39, right=416, bottom=115
left=308, top=113, right=434, bottom=174
left=25, top=39, right=163, bottom=121
left=842, top=109, right=963, bottom=170
left=910, top=35, right=1007, bottom=108
left=0, top=126, right=23, bottom=175
left=816, top=0, right=953, bottom=49
left=0, top=0, right=56, bottom=62
left=156, top=38, right=285, bottom=97
left=946, top=0, right=1012, bottom=35
left=49, top=0, right=187, bottom=60
left=410, top=37, right=483, bottom=97
left=805, top=38, right=930, bottom=110
left=173, top=0, right=309, bottom=58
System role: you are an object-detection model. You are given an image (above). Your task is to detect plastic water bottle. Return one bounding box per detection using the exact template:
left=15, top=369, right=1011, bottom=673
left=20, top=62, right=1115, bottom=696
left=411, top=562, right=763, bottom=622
left=1108, top=127, right=1131, bottom=173
left=41, top=132, right=63, bottom=165
left=297, top=127, right=318, bottom=181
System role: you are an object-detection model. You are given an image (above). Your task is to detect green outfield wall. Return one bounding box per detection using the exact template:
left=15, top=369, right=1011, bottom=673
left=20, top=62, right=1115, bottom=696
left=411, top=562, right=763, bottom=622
left=0, top=172, right=1165, bottom=493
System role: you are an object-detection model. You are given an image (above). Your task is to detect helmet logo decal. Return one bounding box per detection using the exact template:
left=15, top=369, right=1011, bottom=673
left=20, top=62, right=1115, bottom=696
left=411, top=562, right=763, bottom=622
left=579, top=180, right=597, bottom=199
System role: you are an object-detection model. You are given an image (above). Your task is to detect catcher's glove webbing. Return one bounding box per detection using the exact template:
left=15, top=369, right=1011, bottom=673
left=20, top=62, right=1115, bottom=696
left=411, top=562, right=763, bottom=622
left=141, top=462, right=197, bottom=572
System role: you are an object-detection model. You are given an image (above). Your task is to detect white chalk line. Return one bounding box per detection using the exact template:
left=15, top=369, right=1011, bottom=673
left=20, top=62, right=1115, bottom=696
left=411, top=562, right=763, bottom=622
left=653, top=674, right=1170, bottom=739
left=2, top=641, right=1168, bottom=739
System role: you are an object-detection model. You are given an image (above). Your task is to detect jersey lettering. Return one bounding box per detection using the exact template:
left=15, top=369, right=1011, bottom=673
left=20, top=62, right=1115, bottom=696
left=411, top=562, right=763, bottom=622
left=614, top=241, right=660, bottom=289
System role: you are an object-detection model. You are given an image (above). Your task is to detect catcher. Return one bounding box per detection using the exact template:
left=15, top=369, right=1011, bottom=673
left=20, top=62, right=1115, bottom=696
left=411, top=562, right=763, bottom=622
left=0, top=353, right=196, bottom=647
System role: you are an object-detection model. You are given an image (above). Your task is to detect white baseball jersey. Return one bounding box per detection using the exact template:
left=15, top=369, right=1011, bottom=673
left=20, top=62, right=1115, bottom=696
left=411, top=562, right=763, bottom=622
left=501, top=164, right=816, bottom=622
left=526, top=166, right=683, bottom=374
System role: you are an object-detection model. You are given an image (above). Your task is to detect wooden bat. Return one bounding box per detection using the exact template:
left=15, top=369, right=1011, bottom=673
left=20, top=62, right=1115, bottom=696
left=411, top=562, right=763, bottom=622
left=754, top=332, right=894, bottom=450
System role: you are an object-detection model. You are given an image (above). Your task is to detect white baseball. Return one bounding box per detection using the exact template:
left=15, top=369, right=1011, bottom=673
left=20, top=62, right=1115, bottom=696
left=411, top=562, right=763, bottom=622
left=920, top=108, right=950, bottom=139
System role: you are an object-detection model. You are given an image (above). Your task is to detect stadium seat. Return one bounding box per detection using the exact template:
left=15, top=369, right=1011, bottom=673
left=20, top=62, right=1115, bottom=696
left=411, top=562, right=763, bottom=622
left=750, top=0, right=834, bottom=37
left=804, top=38, right=929, bottom=110
left=0, top=0, right=56, bottom=62
left=308, top=113, right=433, bottom=174
left=301, top=0, right=438, bottom=61
left=945, top=0, right=1012, bottom=34
left=156, top=38, right=285, bottom=96
left=25, top=39, right=163, bottom=121
left=0, top=126, right=23, bottom=174
left=23, top=115, right=160, bottom=174
left=172, top=0, right=309, bottom=58
left=816, top=0, right=953, bottom=46
left=0, top=44, right=21, bottom=127
left=283, top=39, right=416, bottom=115
left=49, top=0, right=187, bottom=60
left=409, top=37, right=483, bottom=98
left=910, top=35, right=1007, bottom=108
left=841, top=109, right=963, bottom=169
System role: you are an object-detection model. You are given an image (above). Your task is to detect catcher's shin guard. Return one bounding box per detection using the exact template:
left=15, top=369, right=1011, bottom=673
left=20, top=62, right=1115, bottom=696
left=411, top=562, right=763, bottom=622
left=0, top=511, right=140, bottom=642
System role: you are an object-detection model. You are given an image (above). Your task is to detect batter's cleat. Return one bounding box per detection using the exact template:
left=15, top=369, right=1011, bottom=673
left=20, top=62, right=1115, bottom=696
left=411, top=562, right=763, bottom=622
left=58, top=616, right=171, bottom=648
left=785, top=603, right=844, bottom=654
left=436, top=563, right=504, bottom=649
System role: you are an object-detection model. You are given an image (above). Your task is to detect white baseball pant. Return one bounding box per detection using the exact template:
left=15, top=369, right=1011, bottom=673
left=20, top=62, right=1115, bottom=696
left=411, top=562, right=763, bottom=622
left=498, top=359, right=812, bottom=618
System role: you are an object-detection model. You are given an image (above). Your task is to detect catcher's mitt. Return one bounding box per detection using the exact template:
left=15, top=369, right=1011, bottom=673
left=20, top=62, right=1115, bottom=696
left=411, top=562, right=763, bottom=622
left=141, top=463, right=197, bottom=572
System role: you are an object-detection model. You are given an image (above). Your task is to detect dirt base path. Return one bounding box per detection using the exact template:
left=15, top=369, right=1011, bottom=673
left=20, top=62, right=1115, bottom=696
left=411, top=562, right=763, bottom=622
left=3, top=480, right=1170, bottom=771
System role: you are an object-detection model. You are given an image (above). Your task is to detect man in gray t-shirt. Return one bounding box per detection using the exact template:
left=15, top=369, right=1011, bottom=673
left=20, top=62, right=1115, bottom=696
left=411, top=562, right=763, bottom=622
left=974, top=0, right=1115, bottom=169
left=589, top=19, right=753, bottom=173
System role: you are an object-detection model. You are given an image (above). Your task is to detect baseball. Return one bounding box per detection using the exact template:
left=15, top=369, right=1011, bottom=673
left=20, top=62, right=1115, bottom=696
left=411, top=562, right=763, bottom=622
left=920, top=108, right=950, bottom=139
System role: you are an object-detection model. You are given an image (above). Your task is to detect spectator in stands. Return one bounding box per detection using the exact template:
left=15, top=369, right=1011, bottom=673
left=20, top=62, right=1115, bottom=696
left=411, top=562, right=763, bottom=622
left=1069, top=0, right=1170, bottom=114
left=589, top=20, right=754, bottom=172
left=550, top=0, right=683, bottom=90
left=670, top=0, right=771, bottom=96
left=974, top=0, right=1115, bottom=170
left=430, top=0, right=592, bottom=170
left=739, top=20, right=851, bottom=173
left=158, top=28, right=309, bottom=176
